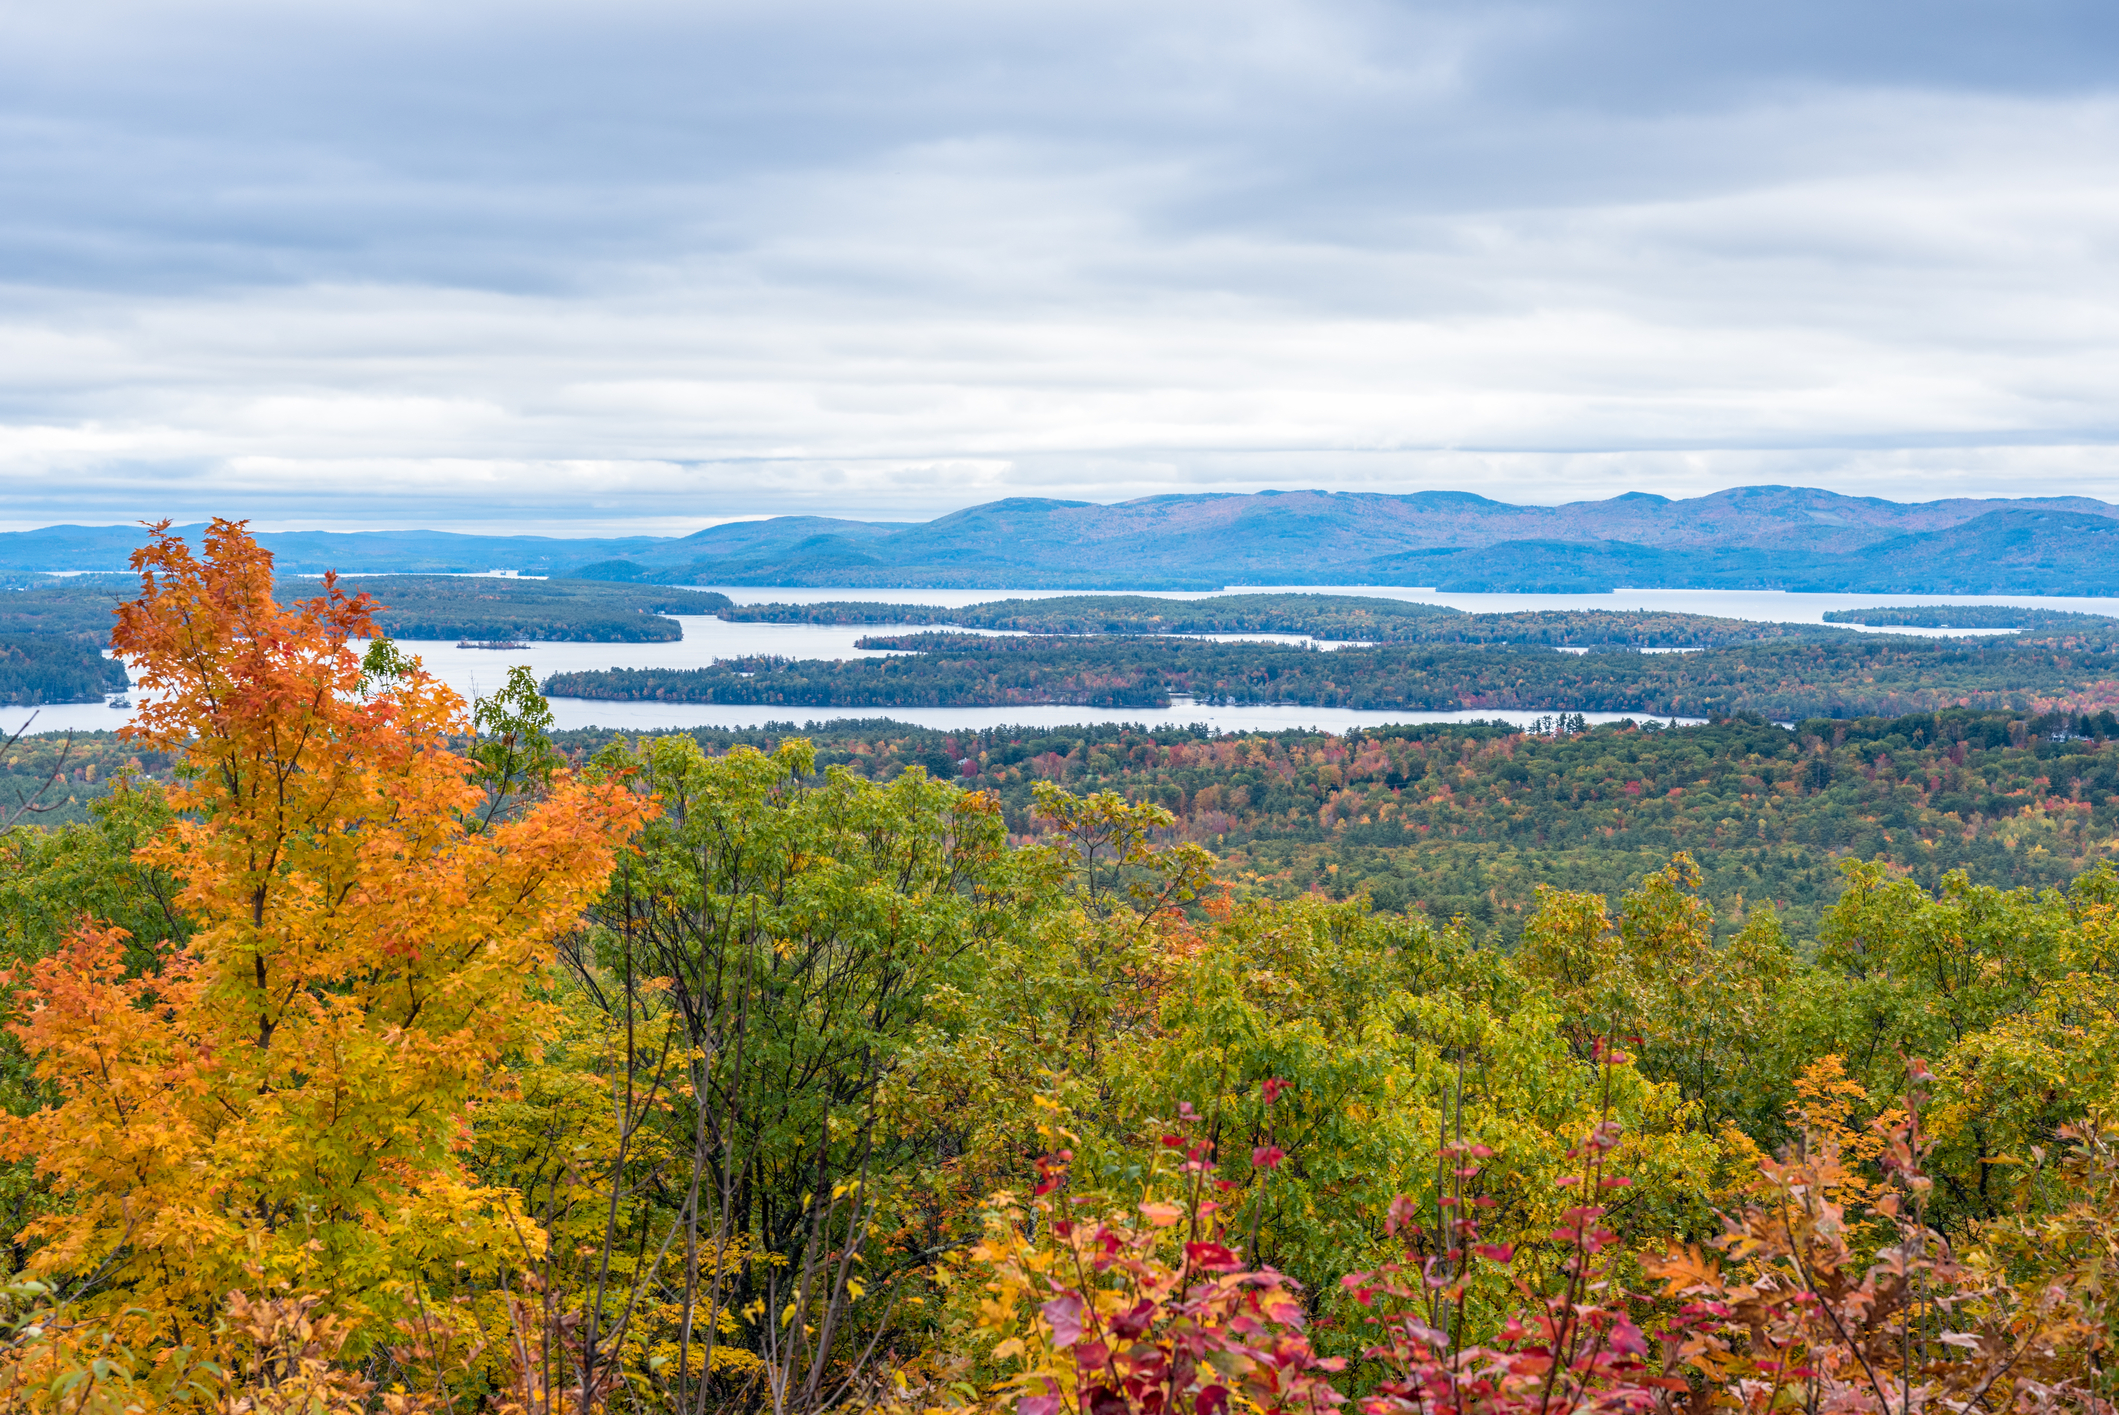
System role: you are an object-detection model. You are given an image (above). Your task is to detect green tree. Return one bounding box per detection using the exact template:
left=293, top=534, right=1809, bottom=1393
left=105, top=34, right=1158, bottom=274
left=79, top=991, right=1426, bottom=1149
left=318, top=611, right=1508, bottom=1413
left=561, top=739, right=1052, bottom=1415
left=1518, top=854, right=1798, bottom=1139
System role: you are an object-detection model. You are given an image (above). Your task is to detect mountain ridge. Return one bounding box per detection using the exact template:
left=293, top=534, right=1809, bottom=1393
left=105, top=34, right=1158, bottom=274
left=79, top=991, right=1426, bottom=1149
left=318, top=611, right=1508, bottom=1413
left=6, top=486, right=2117, bottom=592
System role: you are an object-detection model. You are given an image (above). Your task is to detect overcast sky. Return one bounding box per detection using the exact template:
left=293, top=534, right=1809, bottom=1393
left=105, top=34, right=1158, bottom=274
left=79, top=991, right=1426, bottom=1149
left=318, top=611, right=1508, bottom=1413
left=3, top=0, right=2117, bottom=533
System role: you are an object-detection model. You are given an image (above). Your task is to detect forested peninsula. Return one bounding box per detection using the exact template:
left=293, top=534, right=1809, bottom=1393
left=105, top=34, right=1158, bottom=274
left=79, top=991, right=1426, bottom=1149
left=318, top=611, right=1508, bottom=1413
left=0, top=636, right=129, bottom=706
left=278, top=576, right=731, bottom=642
left=542, top=627, right=2119, bottom=720
left=718, top=593, right=1862, bottom=645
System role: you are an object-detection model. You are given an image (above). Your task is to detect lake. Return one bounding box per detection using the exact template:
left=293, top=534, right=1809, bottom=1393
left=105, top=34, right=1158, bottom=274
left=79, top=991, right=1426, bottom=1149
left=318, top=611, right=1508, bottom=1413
left=5, top=584, right=2107, bottom=738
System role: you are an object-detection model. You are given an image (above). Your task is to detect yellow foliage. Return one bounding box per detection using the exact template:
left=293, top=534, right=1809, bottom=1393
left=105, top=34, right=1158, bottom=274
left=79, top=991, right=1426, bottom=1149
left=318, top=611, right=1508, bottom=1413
left=1, top=521, right=649, bottom=1357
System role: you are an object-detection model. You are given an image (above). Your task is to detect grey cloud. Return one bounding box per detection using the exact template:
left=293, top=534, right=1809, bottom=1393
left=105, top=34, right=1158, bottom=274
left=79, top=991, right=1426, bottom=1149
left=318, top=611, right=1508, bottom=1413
left=3, top=0, right=2118, bottom=527
left=13, top=1, right=2111, bottom=292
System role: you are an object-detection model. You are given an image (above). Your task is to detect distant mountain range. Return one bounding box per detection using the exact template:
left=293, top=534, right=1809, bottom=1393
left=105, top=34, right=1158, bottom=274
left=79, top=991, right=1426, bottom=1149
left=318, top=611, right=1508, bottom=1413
left=8, top=486, right=2119, bottom=593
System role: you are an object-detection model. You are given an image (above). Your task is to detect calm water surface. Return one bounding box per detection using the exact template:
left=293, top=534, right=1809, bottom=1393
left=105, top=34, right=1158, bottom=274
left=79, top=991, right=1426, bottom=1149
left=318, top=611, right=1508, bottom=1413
left=701, top=584, right=2073, bottom=637
left=8, top=583, right=2105, bottom=737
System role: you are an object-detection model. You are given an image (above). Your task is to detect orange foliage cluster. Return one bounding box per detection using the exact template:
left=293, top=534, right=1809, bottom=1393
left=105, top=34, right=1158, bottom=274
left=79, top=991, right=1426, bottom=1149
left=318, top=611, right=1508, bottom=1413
left=3, top=521, right=647, bottom=1360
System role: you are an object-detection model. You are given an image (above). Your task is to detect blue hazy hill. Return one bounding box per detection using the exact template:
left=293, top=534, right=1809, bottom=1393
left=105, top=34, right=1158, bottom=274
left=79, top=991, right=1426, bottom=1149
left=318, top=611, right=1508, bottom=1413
left=5, top=488, right=2117, bottom=592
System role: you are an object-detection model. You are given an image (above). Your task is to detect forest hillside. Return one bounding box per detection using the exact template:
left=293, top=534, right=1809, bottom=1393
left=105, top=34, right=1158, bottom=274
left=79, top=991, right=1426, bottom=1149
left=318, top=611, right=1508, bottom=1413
left=9, top=523, right=2119, bottom=1414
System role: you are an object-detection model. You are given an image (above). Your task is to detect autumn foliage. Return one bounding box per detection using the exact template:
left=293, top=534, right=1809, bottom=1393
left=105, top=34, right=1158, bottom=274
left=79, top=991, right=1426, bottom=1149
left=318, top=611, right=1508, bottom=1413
left=952, top=1099, right=1345, bottom=1415
left=3, top=521, right=646, bottom=1353
left=9, top=520, right=2119, bottom=1415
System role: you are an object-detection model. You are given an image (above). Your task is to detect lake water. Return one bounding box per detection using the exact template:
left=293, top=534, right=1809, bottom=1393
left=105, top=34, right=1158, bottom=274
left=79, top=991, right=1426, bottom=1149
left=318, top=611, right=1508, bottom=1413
left=698, top=584, right=2075, bottom=636
left=1, top=692, right=1687, bottom=739
left=6, top=583, right=2106, bottom=738
left=1166, top=584, right=2119, bottom=621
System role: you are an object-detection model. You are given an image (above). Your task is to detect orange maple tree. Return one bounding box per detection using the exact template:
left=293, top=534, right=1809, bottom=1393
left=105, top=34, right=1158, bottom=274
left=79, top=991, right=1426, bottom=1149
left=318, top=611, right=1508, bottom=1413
left=2, top=520, right=649, bottom=1351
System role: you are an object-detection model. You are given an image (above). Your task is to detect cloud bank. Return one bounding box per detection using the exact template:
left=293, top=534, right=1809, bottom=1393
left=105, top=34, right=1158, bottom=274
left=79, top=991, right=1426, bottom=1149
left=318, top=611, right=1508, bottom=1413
left=4, top=0, right=2117, bottom=529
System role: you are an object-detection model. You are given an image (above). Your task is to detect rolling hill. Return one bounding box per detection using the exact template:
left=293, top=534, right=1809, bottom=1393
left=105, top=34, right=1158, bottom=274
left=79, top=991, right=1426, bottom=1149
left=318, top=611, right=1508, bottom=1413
left=6, top=487, right=2117, bottom=592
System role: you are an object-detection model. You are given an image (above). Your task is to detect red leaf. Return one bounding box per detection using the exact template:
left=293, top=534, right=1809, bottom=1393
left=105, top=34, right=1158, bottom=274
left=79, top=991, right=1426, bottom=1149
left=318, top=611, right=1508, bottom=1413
left=1185, top=1241, right=1243, bottom=1273
left=1110, top=1300, right=1155, bottom=1339
left=1043, top=1292, right=1086, bottom=1347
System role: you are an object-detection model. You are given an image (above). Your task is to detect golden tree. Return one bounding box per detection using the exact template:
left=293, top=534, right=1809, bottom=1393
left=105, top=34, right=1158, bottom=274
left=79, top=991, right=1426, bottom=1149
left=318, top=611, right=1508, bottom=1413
left=3, top=520, right=648, bottom=1351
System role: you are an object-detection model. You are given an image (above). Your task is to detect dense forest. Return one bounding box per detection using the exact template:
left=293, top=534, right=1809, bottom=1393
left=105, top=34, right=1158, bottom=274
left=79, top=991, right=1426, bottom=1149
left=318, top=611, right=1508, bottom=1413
left=544, top=628, right=2119, bottom=719
left=718, top=593, right=1861, bottom=646
left=21, top=700, right=2117, bottom=951
left=13, top=524, right=2119, bottom=1415
left=1823, top=603, right=2119, bottom=636
left=0, top=580, right=135, bottom=702
left=0, top=580, right=137, bottom=640
left=283, top=576, right=731, bottom=641
left=0, top=636, right=130, bottom=705
left=541, top=707, right=2119, bottom=946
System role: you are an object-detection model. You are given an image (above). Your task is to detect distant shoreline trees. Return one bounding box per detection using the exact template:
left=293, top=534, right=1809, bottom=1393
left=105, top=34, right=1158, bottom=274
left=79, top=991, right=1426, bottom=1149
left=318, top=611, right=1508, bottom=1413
left=0, top=636, right=128, bottom=705
left=541, top=630, right=2119, bottom=721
